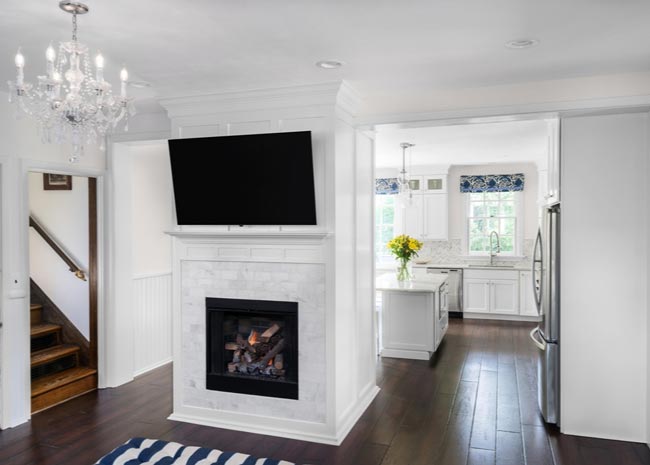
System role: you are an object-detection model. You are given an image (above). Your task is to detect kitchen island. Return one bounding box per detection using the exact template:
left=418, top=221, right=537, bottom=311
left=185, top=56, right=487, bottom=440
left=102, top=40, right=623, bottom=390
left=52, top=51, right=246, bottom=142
left=376, top=273, right=449, bottom=360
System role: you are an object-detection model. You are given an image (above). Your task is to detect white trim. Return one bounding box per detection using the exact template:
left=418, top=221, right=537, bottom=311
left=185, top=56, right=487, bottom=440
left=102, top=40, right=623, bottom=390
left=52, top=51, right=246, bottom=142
left=109, top=130, right=171, bottom=144
left=133, top=358, right=172, bottom=378
left=381, top=348, right=432, bottom=360
left=9, top=160, right=106, bottom=425
left=132, top=270, right=172, bottom=280
left=334, top=382, right=380, bottom=443
left=463, top=312, right=541, bottom=322
left=0, top=156, right=31, bottom=428
left=168, top=410, right=337, bottom=445
left=164, top=230, right=331, bottom=241
left=358, top=95, right=650, bottom=128
left=160, top=81, right=362, bottom=119
left=169, top=383, right=378, bottom=446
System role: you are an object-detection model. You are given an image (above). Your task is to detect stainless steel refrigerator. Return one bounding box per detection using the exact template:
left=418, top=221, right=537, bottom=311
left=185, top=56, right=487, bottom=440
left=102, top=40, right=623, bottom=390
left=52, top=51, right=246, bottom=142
left=530, top=204, right=560, bottom=425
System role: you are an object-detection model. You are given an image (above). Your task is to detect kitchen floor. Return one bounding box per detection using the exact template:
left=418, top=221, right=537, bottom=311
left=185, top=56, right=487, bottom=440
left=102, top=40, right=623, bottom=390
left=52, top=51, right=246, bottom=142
left=2, top=320, right=649, bottom=465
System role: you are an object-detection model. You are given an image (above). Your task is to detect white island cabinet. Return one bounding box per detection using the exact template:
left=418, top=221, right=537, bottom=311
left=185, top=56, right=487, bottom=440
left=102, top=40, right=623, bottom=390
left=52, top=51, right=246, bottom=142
left=376, top=274, right=449, bottom=360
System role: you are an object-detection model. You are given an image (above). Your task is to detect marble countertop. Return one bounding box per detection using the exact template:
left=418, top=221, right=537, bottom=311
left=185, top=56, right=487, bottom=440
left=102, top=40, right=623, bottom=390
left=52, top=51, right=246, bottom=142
left=410, top=262, right=531, bottom=271
left=376, top=273, right=448, bottom=292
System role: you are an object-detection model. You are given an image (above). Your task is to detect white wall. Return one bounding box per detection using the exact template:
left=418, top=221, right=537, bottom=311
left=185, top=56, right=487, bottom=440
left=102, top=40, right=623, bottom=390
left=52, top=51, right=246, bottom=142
left=447, top=163, right=538, bottom=242
left=28, top=173, right=90, bottom=338
left=109, top=140, right=173, bottom=381
left=130, top=144, right=173, bottom=276
left=130, top=143, right=173, bottom=374
left=561, top=111, right=648, bottom=442
left=646, top=113, right=650, bottom=447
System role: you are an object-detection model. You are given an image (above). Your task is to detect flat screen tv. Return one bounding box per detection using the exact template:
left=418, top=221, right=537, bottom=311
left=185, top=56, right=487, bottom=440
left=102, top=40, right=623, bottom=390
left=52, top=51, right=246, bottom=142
left=168, top=131, right=317, bottom=225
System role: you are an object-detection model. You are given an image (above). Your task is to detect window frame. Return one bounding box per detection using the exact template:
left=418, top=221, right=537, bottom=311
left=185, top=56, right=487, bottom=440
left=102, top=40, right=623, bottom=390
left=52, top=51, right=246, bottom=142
left=462, top=191, right=524, bottom=257
left=375, top=194, right=399, bottom=265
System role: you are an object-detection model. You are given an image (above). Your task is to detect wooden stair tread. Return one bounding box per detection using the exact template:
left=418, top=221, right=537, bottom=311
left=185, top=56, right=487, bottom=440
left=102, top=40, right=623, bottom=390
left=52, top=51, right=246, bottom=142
left=31, top=344, right=79, bottom=367
left=30, top=304, right=42, bottom=310
left=31, top=323, right=61, bottom=338
left=31, top=367, right=97, bottom=398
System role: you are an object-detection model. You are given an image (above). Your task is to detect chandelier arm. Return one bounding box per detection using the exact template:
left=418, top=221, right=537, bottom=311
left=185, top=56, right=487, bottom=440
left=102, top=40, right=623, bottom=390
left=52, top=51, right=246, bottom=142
left=72, top=11, right=77, bottom=42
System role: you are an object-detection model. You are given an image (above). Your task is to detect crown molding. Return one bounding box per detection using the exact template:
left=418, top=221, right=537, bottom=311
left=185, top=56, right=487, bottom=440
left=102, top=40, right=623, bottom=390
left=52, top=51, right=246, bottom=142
left=159, top=81, right=362, bottom=119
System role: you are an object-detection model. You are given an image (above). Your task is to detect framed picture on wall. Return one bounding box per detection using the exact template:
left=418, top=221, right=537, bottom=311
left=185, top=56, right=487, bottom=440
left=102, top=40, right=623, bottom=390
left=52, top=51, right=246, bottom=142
left=43, top=173, right=72, bottom=191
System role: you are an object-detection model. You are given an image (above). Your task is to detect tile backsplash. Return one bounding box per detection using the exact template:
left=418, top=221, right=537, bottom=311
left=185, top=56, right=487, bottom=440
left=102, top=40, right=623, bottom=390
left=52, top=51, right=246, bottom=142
left=417, top=238, right=534, bottom=268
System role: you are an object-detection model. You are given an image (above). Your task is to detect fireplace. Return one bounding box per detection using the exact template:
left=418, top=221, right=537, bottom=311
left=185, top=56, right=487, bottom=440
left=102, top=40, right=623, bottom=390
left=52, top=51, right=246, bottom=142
left=206, top=297, right=299, bottom=400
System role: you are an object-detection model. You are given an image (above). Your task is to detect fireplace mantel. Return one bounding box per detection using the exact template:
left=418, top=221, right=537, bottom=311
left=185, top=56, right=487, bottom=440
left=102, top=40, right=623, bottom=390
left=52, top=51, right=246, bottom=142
left=165, top=229, right=331, bottom=242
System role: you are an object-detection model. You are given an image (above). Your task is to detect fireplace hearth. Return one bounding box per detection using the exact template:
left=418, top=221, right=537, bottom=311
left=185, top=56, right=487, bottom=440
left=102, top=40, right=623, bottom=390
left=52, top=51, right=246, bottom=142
left=206, top=297, right=298, bottom=400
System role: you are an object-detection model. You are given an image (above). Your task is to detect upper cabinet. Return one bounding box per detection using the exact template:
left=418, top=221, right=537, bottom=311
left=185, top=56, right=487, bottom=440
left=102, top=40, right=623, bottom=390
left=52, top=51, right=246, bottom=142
left=540, top=119, right=561, bottom=206
left=401, top=174, right=448, bottom=240
left=423, top=175, right=447, bottom=193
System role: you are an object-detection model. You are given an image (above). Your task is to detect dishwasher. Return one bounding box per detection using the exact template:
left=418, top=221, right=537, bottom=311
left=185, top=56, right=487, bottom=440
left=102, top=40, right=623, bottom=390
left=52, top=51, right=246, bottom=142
left=426, top=267, right=464, bottom=318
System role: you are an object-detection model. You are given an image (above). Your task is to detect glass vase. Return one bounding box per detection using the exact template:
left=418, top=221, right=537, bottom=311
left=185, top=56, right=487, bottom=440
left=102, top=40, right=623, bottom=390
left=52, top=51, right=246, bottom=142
left=396, top=258, right=412, bottom=282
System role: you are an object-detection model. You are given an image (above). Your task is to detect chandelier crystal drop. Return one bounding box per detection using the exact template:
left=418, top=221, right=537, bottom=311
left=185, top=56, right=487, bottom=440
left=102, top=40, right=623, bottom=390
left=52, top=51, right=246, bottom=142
left=7, top=1, right=135, bottom=163
left=398, top=142, right=414, bottom=207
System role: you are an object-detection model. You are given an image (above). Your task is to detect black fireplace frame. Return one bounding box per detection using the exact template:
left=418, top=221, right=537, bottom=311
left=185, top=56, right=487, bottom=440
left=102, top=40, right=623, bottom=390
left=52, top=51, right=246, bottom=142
left=206, top=297, right=299, bottom=400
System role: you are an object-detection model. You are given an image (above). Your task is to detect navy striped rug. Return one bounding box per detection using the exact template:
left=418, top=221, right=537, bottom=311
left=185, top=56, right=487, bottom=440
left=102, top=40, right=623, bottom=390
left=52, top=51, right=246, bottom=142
left=95, top=438, right=295, bottom=465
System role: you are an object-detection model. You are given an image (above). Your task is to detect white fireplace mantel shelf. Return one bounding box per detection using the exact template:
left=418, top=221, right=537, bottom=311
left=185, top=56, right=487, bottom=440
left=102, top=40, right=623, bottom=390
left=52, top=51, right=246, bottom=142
left=165, top=229, right=332, bottom=241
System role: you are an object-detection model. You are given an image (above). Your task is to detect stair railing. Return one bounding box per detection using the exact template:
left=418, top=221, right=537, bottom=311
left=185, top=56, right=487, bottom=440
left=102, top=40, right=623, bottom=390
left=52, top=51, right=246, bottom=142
left=29, top=215, right=87, bottom=281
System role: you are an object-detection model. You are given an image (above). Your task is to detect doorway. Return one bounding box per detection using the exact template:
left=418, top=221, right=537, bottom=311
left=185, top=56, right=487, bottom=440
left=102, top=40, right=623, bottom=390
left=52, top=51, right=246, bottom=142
left=28, top=172, right=98, bottom=413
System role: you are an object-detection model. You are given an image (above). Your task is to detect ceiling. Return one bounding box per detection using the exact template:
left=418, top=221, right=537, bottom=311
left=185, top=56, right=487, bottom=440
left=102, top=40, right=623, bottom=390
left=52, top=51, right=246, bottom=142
left=375, top=120, right=549, bottom=169
left=2, top=1, right=650, bottom=114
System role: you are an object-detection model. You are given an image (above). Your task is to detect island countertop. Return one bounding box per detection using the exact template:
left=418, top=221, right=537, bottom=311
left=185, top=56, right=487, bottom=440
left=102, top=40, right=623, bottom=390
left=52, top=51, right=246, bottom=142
left=376, top=273, right=448, bottom=292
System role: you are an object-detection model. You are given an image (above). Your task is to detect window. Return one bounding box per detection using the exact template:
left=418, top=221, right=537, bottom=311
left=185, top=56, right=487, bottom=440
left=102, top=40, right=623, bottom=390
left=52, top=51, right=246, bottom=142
left=375, top=195, right=397, bottom=263
left=466, top=191, right=520, bottom=255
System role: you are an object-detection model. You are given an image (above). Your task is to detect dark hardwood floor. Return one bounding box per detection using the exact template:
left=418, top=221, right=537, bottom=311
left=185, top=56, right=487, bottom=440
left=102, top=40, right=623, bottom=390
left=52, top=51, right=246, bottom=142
left=2, top=319, right=649, bottom=465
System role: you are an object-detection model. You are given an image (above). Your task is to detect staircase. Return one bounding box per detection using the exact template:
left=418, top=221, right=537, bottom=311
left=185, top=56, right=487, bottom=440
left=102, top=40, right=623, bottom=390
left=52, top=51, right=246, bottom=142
left=30, top=302, right=97, bottom=413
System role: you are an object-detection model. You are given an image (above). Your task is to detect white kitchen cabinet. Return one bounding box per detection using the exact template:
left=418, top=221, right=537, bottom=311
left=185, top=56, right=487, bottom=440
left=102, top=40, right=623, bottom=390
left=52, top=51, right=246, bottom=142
left=400, top=193, right=448, bottom=240
left=490, top=279, right=519, bottom=315
left=541, top=119, right=560, bottom=206
left=377, top=274, right=449, bottom=360
left=464, top=278, right=490, bottom=313
left=422, top=193, right=448, bottom=240
left=463, top=269, right=519, bottom=315
left=402, top=194, right=423, bottom=237
left=407, top=176, right=424, bottom=193
left=423, top=174, right=447, bottom=193
left=519, top=271, right=539, bottom=317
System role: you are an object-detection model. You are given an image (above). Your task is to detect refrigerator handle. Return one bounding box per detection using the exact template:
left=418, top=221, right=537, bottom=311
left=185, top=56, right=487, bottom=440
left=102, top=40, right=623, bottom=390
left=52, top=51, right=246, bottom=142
left=529, top=327, right=546, bottom=351
left=532, top=228, right=543, bottom=312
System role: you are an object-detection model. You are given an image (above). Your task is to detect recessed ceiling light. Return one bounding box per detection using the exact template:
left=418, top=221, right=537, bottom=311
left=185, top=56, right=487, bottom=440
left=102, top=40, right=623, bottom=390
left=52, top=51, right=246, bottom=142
left=128, top=80, right=152, bottom=88
left=505, top=38, right=539, bottom=50
left=316, top=60, right=344, bottom=69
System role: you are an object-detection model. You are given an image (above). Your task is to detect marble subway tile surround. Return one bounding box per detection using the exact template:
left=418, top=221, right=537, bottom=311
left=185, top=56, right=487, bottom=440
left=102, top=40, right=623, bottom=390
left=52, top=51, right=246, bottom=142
left=181, top=260, right=326, bottom=423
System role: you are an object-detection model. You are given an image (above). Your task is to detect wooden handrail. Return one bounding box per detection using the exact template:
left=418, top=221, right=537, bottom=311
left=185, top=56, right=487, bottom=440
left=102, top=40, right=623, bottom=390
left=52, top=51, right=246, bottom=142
left=29, top=216, right=87, bottom=281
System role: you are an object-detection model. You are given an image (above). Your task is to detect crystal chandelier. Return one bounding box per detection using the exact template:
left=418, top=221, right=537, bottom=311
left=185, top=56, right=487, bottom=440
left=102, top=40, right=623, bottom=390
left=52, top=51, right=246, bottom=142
left=7, top=1, right=135, bottom=163
left=398, top=142, right=414, bottom=206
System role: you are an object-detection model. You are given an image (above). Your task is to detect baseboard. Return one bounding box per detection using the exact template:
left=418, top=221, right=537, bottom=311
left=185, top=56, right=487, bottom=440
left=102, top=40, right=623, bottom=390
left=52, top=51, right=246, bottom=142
left=134, top=358, right=172, bottom=378
left=168, top=409, right=339, bottom=445
left=334, top=382, right=380, bottom=444
left=463, top=312, right=542, bottom=322
left=381, top=348, right=431, bottom=360
left=169, top=384, right=380, bottom=446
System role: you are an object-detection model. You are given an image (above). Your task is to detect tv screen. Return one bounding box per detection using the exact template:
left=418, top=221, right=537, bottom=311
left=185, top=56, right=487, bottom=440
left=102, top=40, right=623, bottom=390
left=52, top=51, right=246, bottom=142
left=168, top=131, right=317, bottom=225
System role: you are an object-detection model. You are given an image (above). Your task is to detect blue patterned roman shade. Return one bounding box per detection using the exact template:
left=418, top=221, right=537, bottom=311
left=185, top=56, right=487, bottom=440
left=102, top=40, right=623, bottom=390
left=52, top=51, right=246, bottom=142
left=460, top=173, right=525, bottom=193
left=376, top=178, right=399, bottom=195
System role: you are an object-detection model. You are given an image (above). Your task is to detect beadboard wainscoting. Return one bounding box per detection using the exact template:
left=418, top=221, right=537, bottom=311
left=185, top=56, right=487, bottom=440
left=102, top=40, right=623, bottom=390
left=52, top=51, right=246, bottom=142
left=133, top=272, right=173, bottom=376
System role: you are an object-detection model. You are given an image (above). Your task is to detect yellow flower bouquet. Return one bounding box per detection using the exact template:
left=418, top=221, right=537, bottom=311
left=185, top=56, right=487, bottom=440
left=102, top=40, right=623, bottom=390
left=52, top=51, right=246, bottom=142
left=386, top=234, right=423, bottom=281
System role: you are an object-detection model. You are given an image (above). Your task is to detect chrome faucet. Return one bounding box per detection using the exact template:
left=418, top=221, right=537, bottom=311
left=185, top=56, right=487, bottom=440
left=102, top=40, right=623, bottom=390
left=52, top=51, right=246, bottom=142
left=489, top=230, right=501, bottom=266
